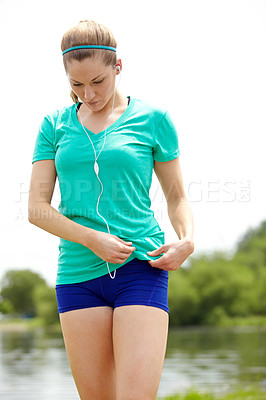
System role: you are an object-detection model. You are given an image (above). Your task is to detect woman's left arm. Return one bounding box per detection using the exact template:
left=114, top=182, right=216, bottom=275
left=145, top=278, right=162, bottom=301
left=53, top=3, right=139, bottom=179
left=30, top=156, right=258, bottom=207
left=147, top=157, right=194, bottom=271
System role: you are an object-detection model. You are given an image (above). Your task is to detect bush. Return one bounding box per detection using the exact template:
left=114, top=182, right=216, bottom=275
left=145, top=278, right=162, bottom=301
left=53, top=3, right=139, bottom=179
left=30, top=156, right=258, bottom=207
left=33, top=284, right=59, bottom=325
left=188, top=255, right=259, bottom=323
left=168, top=269, right=200, bottom=326
left=0, top=298, right=14, bottom=315
left=0, top=269, right=46, bottom=317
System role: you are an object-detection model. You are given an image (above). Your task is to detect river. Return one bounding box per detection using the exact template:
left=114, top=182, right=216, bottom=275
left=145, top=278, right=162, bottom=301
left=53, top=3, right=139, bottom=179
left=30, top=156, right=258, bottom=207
left=0, top=325, right=265, bottom=399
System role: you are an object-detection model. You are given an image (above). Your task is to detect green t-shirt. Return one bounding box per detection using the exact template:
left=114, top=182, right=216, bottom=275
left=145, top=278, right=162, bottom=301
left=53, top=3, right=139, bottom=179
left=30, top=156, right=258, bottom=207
left=32, top=96, right=180, bottom=284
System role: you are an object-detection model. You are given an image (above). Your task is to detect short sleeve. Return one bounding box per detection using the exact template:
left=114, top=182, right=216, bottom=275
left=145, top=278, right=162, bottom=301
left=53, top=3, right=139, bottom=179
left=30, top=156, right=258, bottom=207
left=32, top=114, right=56, bottom=164
left=153, top=111, right=180, bottom=162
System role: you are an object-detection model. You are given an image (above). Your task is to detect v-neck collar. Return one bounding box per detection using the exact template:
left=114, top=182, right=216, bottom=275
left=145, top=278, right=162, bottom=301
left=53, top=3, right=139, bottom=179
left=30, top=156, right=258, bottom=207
left=72, top=96, right=134, bottom=140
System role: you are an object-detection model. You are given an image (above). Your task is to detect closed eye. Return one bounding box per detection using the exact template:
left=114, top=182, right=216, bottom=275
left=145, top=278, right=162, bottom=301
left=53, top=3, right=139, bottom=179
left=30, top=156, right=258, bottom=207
left=72, top=78, right=104, bottom=86
left=94, top=79, right=104, bottom=84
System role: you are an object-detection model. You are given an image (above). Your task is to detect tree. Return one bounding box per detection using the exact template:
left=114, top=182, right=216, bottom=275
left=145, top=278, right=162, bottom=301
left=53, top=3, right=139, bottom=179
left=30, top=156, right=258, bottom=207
left=233, top=220, right=266, bottom=268
left=188, top=253, right=258, bottom=323
left=0, top=269, right=46, bottom=316
left=33, top=284, right=59, bottom=325
left=168, top=269, right=200, bottom=326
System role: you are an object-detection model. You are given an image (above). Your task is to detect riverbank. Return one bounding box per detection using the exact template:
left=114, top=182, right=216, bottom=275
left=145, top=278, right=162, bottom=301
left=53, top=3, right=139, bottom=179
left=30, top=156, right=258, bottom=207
left=209, top=315, right=266, bottom=327
left=1, top=314, right=266, bottom=331
left=1, top=321, right=265, bottom=400
left=160, top=386, right=265, bottom=399
left=0, top=317, right=61, bottom=333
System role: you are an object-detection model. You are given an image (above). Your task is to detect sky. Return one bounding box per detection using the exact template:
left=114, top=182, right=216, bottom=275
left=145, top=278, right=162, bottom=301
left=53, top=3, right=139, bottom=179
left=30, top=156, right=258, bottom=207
left=0, top=0, right=266, bottom=286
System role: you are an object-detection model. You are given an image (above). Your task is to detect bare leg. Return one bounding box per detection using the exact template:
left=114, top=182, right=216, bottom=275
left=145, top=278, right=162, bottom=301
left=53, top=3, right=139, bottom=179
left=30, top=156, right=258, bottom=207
left=59, top=307, right=116, bottom=400
left=113, top=305, right=169, bottom=400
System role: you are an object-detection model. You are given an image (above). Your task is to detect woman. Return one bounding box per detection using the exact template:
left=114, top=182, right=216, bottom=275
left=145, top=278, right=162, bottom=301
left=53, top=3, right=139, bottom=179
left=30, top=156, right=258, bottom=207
left=28, top=20, right=194, bottom=400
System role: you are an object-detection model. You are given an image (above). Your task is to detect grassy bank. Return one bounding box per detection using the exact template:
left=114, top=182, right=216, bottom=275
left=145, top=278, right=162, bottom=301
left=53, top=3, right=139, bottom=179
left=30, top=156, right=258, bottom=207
left=160, top=386, right=266, bottom=400
left=211, top=315, right=266, bottom=327
left=0, top=317, right=61, bottom=332
left=1, top=314, right=266, bottom=331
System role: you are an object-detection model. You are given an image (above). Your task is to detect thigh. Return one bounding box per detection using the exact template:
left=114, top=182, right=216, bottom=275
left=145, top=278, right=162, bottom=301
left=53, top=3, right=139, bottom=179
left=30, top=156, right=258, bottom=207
left=59, top=307, right=115, bottom=400
left=113, top=258, right=169, bottom=313
left=113, top=305, right=169, bottom=400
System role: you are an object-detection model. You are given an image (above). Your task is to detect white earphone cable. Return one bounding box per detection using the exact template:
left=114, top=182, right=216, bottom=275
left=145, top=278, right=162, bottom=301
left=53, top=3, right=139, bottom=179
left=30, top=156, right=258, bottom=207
left=73, top=70, right=121, bottom=279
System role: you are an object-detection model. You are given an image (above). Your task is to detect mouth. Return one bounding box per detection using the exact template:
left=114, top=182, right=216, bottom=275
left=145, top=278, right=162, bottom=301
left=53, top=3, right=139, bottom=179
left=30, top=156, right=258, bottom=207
left=86, top=100, right=99, bottom=106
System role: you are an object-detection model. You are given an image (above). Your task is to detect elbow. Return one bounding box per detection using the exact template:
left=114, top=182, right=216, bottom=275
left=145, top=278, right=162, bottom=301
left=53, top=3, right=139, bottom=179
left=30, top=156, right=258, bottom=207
left=28, top=202, right=41, bottom=224
left=28, top=207, right=36, bottom=224
left=28, top=196, right=35, bottom=223
left=28, top=201, right=51, bottom=224
left=187, top=239, right=195, bottom=254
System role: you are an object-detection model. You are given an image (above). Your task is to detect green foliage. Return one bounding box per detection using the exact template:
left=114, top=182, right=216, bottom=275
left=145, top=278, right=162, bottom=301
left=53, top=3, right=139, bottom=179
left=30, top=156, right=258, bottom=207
left=0, top=298, right=14, bottom=315
left=203, top=306, right=229, bottom=326
left=168, top=219, right=266, bottom=327
left=163, top=391, right=213, bottom=400
left=33, top=284, right=59, bottom=325
left=253, top=266, right=266, bottom=314
left=0, top=269, right=59, bottom=326
left=233, top=220, right=266, bottom=269
left=0, top=269, right=46, bottom=316
left=168, top=269, right=200, bottom=326
left=190, top=258, right=257, bottom=321
left=161, top=386, right=266, bottom=400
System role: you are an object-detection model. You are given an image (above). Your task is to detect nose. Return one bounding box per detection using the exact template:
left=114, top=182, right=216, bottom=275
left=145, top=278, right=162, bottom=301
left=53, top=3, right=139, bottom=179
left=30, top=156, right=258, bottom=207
left=84, top=85, right=95, bottom=101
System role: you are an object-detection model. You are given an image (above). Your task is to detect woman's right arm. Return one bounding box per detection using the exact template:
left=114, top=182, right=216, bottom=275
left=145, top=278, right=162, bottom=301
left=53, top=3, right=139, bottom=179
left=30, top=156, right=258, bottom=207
left=28, top=159, right=96, bottom=246
left=28, top=160, right=135, bottom=263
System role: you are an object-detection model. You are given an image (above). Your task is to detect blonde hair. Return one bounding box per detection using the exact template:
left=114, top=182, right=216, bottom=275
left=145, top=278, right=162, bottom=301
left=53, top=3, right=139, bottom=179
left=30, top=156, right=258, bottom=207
left=61, top=20, right=117, bottom=103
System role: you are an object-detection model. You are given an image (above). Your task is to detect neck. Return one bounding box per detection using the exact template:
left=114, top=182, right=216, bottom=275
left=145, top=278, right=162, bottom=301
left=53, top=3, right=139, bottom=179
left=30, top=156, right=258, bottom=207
left=102, top=90, right=123, bottom=115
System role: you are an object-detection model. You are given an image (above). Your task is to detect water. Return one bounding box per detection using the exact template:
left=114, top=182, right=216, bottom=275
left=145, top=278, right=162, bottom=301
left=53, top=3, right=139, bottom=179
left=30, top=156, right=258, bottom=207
left=0, top=325, right=265, bottom=399
left=161, top=326, right=266, bottom=397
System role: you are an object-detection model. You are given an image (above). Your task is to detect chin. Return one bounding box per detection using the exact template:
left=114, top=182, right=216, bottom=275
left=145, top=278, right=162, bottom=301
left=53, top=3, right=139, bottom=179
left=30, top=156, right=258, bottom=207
left=84, top=97, right=111, bottom=112
left=84, top=101, right=102, bottom=111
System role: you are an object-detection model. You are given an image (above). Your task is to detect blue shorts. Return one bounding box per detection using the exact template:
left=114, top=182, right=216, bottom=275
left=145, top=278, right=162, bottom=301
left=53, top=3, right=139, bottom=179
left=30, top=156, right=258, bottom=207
left=55, top=258, right=169, bottom=314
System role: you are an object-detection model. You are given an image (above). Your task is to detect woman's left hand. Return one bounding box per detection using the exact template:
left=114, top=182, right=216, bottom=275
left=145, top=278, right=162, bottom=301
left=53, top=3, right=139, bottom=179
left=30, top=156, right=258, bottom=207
left=147, top=239, right=194, bottom=271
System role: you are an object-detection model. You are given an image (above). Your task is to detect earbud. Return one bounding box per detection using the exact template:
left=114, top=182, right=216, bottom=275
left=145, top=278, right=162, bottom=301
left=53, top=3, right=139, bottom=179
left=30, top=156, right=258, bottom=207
left=116, top=65, right=121, bottom=73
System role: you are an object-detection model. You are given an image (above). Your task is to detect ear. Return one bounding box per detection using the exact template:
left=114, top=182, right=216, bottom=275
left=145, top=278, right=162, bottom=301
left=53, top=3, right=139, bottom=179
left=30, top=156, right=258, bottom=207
left=115, top=58, right=122, bottom=74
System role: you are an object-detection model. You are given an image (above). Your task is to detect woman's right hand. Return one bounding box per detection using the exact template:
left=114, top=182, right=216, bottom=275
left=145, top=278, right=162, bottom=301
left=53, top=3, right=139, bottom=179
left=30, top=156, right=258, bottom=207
left=85, top=230, right=136, bottom=264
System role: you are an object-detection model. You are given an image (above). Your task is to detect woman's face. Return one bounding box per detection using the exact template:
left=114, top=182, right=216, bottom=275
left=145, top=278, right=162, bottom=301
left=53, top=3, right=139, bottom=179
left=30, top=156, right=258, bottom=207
left=66, top=56, right=120, bottom=112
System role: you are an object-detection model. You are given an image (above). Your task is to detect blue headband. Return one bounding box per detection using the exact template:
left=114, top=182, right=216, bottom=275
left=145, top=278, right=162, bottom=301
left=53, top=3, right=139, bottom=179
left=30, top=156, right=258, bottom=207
left=62, top=45, right=117, bottom=55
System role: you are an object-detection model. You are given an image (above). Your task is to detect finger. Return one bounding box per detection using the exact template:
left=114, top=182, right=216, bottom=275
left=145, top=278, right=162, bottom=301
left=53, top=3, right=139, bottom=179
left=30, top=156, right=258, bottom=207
left=149, top=255, right=167, bottom=268
left=121, top=246, right=136, bottom=254
left=147, top=246, right=166, bottom=257
left=148, top=261, right=168, bottom=271
left=117, top=258, right=128, bottom=264
left=118, top=238, right=134, bottom=247
left=117, top=253, right=135, bottom=263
